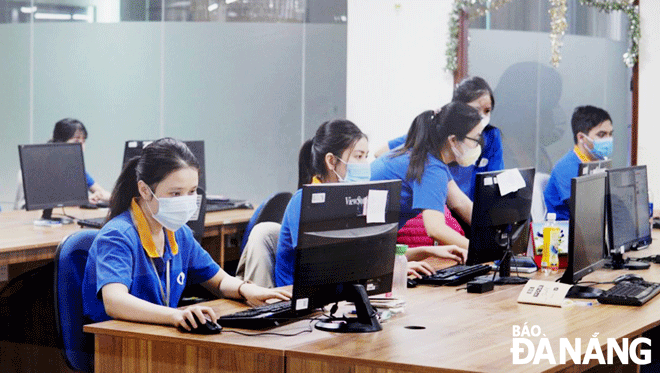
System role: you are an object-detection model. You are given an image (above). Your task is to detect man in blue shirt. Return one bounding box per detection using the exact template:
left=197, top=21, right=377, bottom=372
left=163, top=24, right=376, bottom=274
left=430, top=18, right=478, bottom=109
left=544, top=105, right=613, bottom=220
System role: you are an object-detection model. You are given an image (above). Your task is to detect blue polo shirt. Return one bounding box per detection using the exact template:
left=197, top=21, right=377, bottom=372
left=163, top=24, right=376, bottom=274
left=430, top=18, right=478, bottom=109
left=387, top=125, right=504, bottom=199
left=544, top=150, right=581, bottom=221
left=370, top=151, right=452, bottom=229
left=82, top=210, right=220, bottom=322
left=274, top=189, right=302, bottom=287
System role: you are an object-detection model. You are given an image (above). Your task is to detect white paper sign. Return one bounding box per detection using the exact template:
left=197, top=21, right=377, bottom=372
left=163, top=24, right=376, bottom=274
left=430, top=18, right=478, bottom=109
left=517, top=280, right=572, bottom=307
left=497, top=168, right=527, bottom=196
left=366, top=189, right=388, bottom=223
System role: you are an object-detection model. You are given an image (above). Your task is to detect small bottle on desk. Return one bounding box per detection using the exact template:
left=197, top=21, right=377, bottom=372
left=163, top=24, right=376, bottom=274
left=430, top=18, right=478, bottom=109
left=391, top=244, right=408, bottom=305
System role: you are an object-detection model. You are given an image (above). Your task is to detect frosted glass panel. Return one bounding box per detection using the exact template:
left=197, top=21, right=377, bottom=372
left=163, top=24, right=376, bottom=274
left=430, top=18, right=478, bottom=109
left=468, top=29, right=631, bottom=174
left=163, top=23, right=303, bottom=202
left=0, top=25, right=30, bottom=210
left=33, top=23, right=161, bottom=191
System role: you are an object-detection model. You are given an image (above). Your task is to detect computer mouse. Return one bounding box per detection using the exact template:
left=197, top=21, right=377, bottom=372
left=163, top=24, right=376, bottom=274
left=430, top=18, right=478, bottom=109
left=613, top=273, right=645, bottom=284
left=178, top=314, right=222, bottom=335
left=407, top=278, right=418, bottom=288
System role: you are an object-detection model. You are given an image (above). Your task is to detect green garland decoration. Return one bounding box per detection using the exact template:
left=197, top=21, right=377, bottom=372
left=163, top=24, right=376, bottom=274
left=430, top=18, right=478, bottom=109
left=580, top=0, right=640, bottom=67
left=445, top=0, right=640, bottom=72
left=445, top=0, right=515, bottom=73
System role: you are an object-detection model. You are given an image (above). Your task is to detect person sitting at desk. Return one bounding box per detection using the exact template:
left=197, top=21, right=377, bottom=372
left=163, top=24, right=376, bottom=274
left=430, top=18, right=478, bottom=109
left=272, top=120, right=467, bottom=287
left=14, top=118, right=111, bottom=210
left=82, top=138, right=289, bottom=330
left=374, top=76, right=504, bottom=200
left=544, top=105, right=613, bottom=220
left=371, top=102, right=482, bottom=251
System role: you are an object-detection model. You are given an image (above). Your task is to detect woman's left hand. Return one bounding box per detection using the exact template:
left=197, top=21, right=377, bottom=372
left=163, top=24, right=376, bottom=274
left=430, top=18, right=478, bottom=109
left=240, top=284, right=291, bottom=307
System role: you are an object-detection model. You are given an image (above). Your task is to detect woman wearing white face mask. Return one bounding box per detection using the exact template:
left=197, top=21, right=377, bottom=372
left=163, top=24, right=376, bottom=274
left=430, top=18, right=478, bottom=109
left=371, top=102, right=482, bottom=251
left=375, top=76, right=504, bottom=200
left=82, top=138, right=289, bottom=332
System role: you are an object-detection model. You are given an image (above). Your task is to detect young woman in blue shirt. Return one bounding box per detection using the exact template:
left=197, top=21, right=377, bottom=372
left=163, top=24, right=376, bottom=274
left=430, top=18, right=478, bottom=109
left=82, top=138, right=289, bottom=330
left=371, top=102, right=483, bottom=250
left=273, top=120, right=466, bottom=287
left=374, top=76, right=504, bottom=200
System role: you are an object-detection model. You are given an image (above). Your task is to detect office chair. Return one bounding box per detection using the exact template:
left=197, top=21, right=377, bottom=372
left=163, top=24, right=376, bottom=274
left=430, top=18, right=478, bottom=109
left=239, top=191, right=292, bottom=256
left=531, top=172, right=550, bottom=222
left=53, top=230, right=98, bottom=373
left=186, top=187, right=207, bottom=243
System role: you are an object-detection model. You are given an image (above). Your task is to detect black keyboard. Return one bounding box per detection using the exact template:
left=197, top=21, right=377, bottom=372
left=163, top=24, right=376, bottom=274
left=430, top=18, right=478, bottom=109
left=217, top=301, right=313, bottom=329
left=206, top=200, right=253, bottom=212
left=597, top=281, right=660, bottom=306
left=416, top=264, right=492, bottom=286
left=77, top=217, right=106, bottom=229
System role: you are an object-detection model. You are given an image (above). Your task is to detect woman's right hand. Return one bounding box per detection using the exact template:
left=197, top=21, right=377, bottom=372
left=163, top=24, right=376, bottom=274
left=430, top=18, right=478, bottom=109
left=428, top=245, right=468, bottom=264
left=172, top=305, right=218, bottom=331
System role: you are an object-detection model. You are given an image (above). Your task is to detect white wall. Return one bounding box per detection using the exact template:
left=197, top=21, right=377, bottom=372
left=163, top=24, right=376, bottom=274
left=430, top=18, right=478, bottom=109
left=638, top=2, right=660, bottom=205
left=347, top=0, right=454, bottom=157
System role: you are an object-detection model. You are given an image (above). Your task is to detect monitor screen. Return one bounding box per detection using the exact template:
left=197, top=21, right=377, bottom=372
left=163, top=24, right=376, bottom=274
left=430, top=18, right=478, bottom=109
left=560, top=172, right=607, bottom=285
left=292, top=180, right=401, bottom=332
left=18, top=143, right=89, bottom=211
left=123, top=140, right=206, bottom=191
left=607, top=165, right=652, bottom=252
left=467, top=167, right=535, bottom=266
left=578, top=159, right=612, bottom=176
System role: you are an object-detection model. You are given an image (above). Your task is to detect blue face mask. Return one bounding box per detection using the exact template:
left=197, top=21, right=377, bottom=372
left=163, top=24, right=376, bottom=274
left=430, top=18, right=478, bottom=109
left=586, top=136, right=613, bottom=160
left=335, top=158, right=371, bottom=183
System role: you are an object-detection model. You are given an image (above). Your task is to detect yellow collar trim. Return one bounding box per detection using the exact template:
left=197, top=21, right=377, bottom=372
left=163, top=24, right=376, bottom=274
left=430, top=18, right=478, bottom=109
left=130, top=198, right=178, bottom=258
left=573, top=145, right=591, bottom=163
left=311, top=176, right=323, bottom=184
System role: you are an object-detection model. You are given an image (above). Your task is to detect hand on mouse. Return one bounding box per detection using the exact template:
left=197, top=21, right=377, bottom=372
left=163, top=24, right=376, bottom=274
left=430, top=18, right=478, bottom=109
left=173, top=305, right=217, bottom=331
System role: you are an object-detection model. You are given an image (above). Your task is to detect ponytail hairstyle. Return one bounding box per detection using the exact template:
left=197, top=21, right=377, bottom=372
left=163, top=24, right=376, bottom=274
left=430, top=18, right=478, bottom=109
left=452, top=76, right=495, bottom=109
left=109, top=137, right=199, bottom=219
left=297, top=119, right=366, bottom=189
left=50, top=118, right=88, bottom=143
left=393, top=102, right=481, bottom=183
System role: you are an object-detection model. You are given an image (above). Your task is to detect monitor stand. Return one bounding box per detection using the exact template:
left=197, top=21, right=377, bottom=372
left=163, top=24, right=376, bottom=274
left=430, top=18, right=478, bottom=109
left=492, top=228, right=529, bottom=285
left=315, top=284, right=382, bottom=333
left=565, top=285, right=604, bottom=299
left=603, top=252, right=650, bottom=270
left=33, top=208, right=73, bottom=226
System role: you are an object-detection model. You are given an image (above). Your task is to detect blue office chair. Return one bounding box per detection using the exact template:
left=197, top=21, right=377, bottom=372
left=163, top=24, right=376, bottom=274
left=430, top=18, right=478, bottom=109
left=239, top=191, right=292, bottom=257
left=53, top=230, right=98, bottom=373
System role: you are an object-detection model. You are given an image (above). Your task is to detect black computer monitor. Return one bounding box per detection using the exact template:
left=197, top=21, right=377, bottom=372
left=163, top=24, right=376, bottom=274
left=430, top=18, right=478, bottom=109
left=123, top=140, right=206, bottom=191
left=560, top=172, right=608, bottom=298
left=467, top=167, right=535, bottom=285
left=291, top=180, right=401, bottom=333
left=18, top=143, right=89, bottom=224
left=578, top=159, right=612, bottom=176
left=607, top=165, right=652, bottom=253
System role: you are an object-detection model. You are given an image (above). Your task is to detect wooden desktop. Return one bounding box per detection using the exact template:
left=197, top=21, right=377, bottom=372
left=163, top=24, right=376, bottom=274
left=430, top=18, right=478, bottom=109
left=85, top=230, right=660, bottom=373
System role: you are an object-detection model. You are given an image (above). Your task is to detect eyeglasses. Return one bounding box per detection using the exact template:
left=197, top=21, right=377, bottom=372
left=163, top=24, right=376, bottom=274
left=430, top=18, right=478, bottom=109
left=464, top=134, right=484, bottom=147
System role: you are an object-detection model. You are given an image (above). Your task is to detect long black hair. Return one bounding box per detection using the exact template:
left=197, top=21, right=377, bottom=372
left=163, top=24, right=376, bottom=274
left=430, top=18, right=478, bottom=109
left=452, top=76, right=495, bottom=109
left=50, top=118, right=88, bottom=143
left=393, top=102, right=481, bottom=183
left=109, top=137, right=199, bottom=219
left=297, top=119, right=366, bottom=189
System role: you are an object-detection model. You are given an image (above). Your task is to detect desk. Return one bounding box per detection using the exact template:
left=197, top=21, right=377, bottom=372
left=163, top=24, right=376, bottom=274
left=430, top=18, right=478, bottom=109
left=86, top=230, right=660, bottom=373
left=0, top=207, right=253, bottom=280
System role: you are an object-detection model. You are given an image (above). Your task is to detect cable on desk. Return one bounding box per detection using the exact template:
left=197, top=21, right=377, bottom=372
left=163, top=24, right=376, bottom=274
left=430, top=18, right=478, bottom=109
left=222, top=319, right=317, bottom=337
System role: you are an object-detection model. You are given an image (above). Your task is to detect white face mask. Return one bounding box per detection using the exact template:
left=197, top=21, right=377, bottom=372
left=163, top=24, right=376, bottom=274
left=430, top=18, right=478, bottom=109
left=452, top=141, right=482, bottom=167
left=147, top=189, right=199, bottom=231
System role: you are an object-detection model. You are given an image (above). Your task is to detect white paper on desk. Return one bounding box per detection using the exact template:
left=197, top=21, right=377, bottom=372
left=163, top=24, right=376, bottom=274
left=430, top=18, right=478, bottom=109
left=497, top=168, right=527, bottom=196
left=517, top=280, right=572, bottom=307
left=366, top=189, right=388, bottom=223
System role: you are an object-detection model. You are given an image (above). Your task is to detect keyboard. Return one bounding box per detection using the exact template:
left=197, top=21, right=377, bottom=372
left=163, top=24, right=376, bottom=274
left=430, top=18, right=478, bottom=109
left=217, top=301, right=314, bottom=329
left=77, top=217, right=106, bottom=229
left=597, top=281, right=660, bottom=306
left=206, top=200, right=253, bottom=212
left=415, top=264, right=492, bottom=286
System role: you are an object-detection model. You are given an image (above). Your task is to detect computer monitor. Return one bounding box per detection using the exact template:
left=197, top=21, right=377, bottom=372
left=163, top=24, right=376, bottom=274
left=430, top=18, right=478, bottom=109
left=292, top=180, right=401, bottom=333
left=467, top=167, right=535, bottom=285
left=607, top=165, right=652, bottom=253
left=560, top=172, right=608, bottom=298
left=18, top=143, right=89, bottom=224
left=123, top=140, right=206, bottom=191
left=578, top=159, right=612, bottom=176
